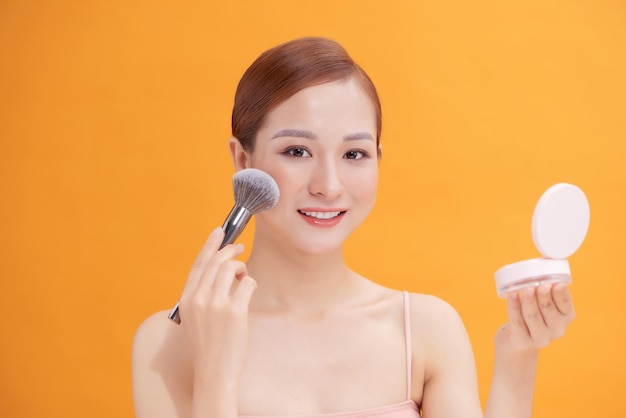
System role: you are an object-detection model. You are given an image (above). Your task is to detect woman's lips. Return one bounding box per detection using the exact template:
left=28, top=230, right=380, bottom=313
left=297, top=209, right=346, bottom=227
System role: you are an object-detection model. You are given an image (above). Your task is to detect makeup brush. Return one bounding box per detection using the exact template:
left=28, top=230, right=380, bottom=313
left=168, top=168, right=280, bottom=324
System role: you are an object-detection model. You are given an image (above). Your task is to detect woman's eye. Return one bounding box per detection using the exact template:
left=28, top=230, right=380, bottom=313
left=285, top=147, right=311, bottom=158
left=344, top=150, right=366, bottom=160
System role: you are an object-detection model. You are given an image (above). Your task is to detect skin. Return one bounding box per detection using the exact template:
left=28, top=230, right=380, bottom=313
left=132, top=78, right=575, bottom=418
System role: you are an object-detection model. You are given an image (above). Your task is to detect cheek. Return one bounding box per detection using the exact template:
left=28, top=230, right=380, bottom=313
left=348, top=165, right=378, bottom=186
left=264, top=169, right=304, bottom=211
left=360, top=181, right=379, bottom=203
left=249, top=154, right=291, bottom=193
left=348, top=166, right=379, bottom=196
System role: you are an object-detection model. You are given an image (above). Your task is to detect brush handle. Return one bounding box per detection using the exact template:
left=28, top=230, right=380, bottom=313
left=167, top=302, right=182, bottom=324
left=167, top=205, right=252, bottom=324
left=220, top=205, right=252, bottom=247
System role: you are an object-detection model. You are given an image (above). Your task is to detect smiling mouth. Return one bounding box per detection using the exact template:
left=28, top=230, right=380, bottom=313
left=298, top=210, right=345, bottom=220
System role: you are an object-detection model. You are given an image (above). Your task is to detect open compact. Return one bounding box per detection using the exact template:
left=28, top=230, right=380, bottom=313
left=494, top=183, right=590, bottom=298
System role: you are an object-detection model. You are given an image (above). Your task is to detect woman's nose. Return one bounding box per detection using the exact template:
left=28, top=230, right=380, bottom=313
left=308, top=158, right=345, bottom=200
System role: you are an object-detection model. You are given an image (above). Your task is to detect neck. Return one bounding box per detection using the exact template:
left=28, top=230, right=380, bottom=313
left=245, top=235, right=359, bottom=315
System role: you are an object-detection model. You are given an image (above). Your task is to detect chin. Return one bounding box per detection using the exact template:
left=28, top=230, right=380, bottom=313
left=292, top=227, right=359, bottom=256
left=299, top=241, right=343, bottom=256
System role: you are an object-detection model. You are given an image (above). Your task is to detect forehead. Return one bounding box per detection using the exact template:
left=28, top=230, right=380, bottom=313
left=261, top=79, right=377, bottom=134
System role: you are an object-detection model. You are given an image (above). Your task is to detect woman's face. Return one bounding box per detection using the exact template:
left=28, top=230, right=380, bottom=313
left=241, top=78, right=379, bottom=255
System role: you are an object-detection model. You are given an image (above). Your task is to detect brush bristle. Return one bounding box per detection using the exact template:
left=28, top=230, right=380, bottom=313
left=232, top=168, right=280, bottom=214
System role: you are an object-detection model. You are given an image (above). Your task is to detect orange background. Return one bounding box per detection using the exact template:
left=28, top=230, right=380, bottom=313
left=1, top=1, right=625, bottom=417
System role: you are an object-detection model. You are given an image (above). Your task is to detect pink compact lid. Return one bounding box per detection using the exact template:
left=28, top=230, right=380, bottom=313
left=494, top=183, right=590, bottom=296
left=532, top=183, right=590, bottom=259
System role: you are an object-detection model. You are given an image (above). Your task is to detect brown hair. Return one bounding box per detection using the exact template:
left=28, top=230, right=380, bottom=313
left=232, top=37, right=382, bottom=152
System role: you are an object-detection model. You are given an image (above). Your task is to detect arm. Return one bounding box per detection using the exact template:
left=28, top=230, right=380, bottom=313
left=132, top=311, right=194, bottom=418
left=484, top=283, right=575, bottom=418
left=418, top=283, right=574, bottom=418
left=418, top=296, right=484, bottom=418
left=132, top=228, right=257, bottom=418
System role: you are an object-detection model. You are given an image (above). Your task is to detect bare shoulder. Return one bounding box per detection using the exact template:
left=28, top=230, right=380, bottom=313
left=406, top=292, right=477, bottom=385
left=132, top=308, right=192, bottom=375
left=133, top=310, right=188, bottom=364
left=406, top=293, right=473, bottom=366
left=132, top=310, right=192, bottom=418
left=134, top=309, right=181, bottom=342
left=407, top=292, right=466, bottom=332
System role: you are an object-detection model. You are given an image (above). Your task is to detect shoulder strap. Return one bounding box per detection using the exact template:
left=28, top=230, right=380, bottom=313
left=402, top=291, right=412, bottom=401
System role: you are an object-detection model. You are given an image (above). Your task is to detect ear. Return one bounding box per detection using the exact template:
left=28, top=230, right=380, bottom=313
left=228, top=137, right=250, bottom=170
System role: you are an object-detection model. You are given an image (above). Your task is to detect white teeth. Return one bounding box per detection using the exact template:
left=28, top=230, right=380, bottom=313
left=299, top=210, right=342, bottom=219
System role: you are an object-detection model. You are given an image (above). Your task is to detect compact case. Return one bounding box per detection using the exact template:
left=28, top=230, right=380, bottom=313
left=494, top=183, right=590, bottom=297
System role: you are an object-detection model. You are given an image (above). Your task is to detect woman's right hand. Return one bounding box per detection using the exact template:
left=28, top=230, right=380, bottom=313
left=177, top=227, right=257, bottom=385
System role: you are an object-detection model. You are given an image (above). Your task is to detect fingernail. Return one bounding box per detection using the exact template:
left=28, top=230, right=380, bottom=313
left=538, top=283, right=551, bottom=294
left=210, top=227, right=222, bottom=237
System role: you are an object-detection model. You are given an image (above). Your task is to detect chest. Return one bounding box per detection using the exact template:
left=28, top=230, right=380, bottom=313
left=237, top=312, right=419, bottom=416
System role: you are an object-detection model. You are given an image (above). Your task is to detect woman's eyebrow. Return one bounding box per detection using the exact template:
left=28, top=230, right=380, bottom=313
left=271, top=129, right=374, bottom=141
left=344, top=132, right=374, bottom=141
left=271, top=129, right=317, bottom=139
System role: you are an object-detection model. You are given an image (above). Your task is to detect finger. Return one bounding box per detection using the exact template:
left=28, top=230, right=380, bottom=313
left=196, top=243, right=245, bottom=293
left=506, top=290, right=530, bottom=344
left=520, top=286, right=550, bottom=346
left=232, top=275, right=257, bottom=309
left=179, top=242, right=244, bottom=321
left=552, top=282, right=575, bottom=318
left=210, top=259, right=248, bottom=301
left=183, top=227, right=225, bottom=295
left=536, top=283, right=559, bottom=327
left=536, top=283, right=569, bottom=339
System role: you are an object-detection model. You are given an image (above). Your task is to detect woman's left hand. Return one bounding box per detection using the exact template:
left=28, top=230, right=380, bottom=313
left=496, top=283, right=576, bottom=355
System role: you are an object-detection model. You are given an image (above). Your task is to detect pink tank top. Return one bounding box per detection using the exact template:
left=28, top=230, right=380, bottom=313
left=240, top=291, right=421, bottom=418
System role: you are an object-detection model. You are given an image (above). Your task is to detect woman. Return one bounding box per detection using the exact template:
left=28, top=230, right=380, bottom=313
left=132, top=37, right=575, bottom=418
